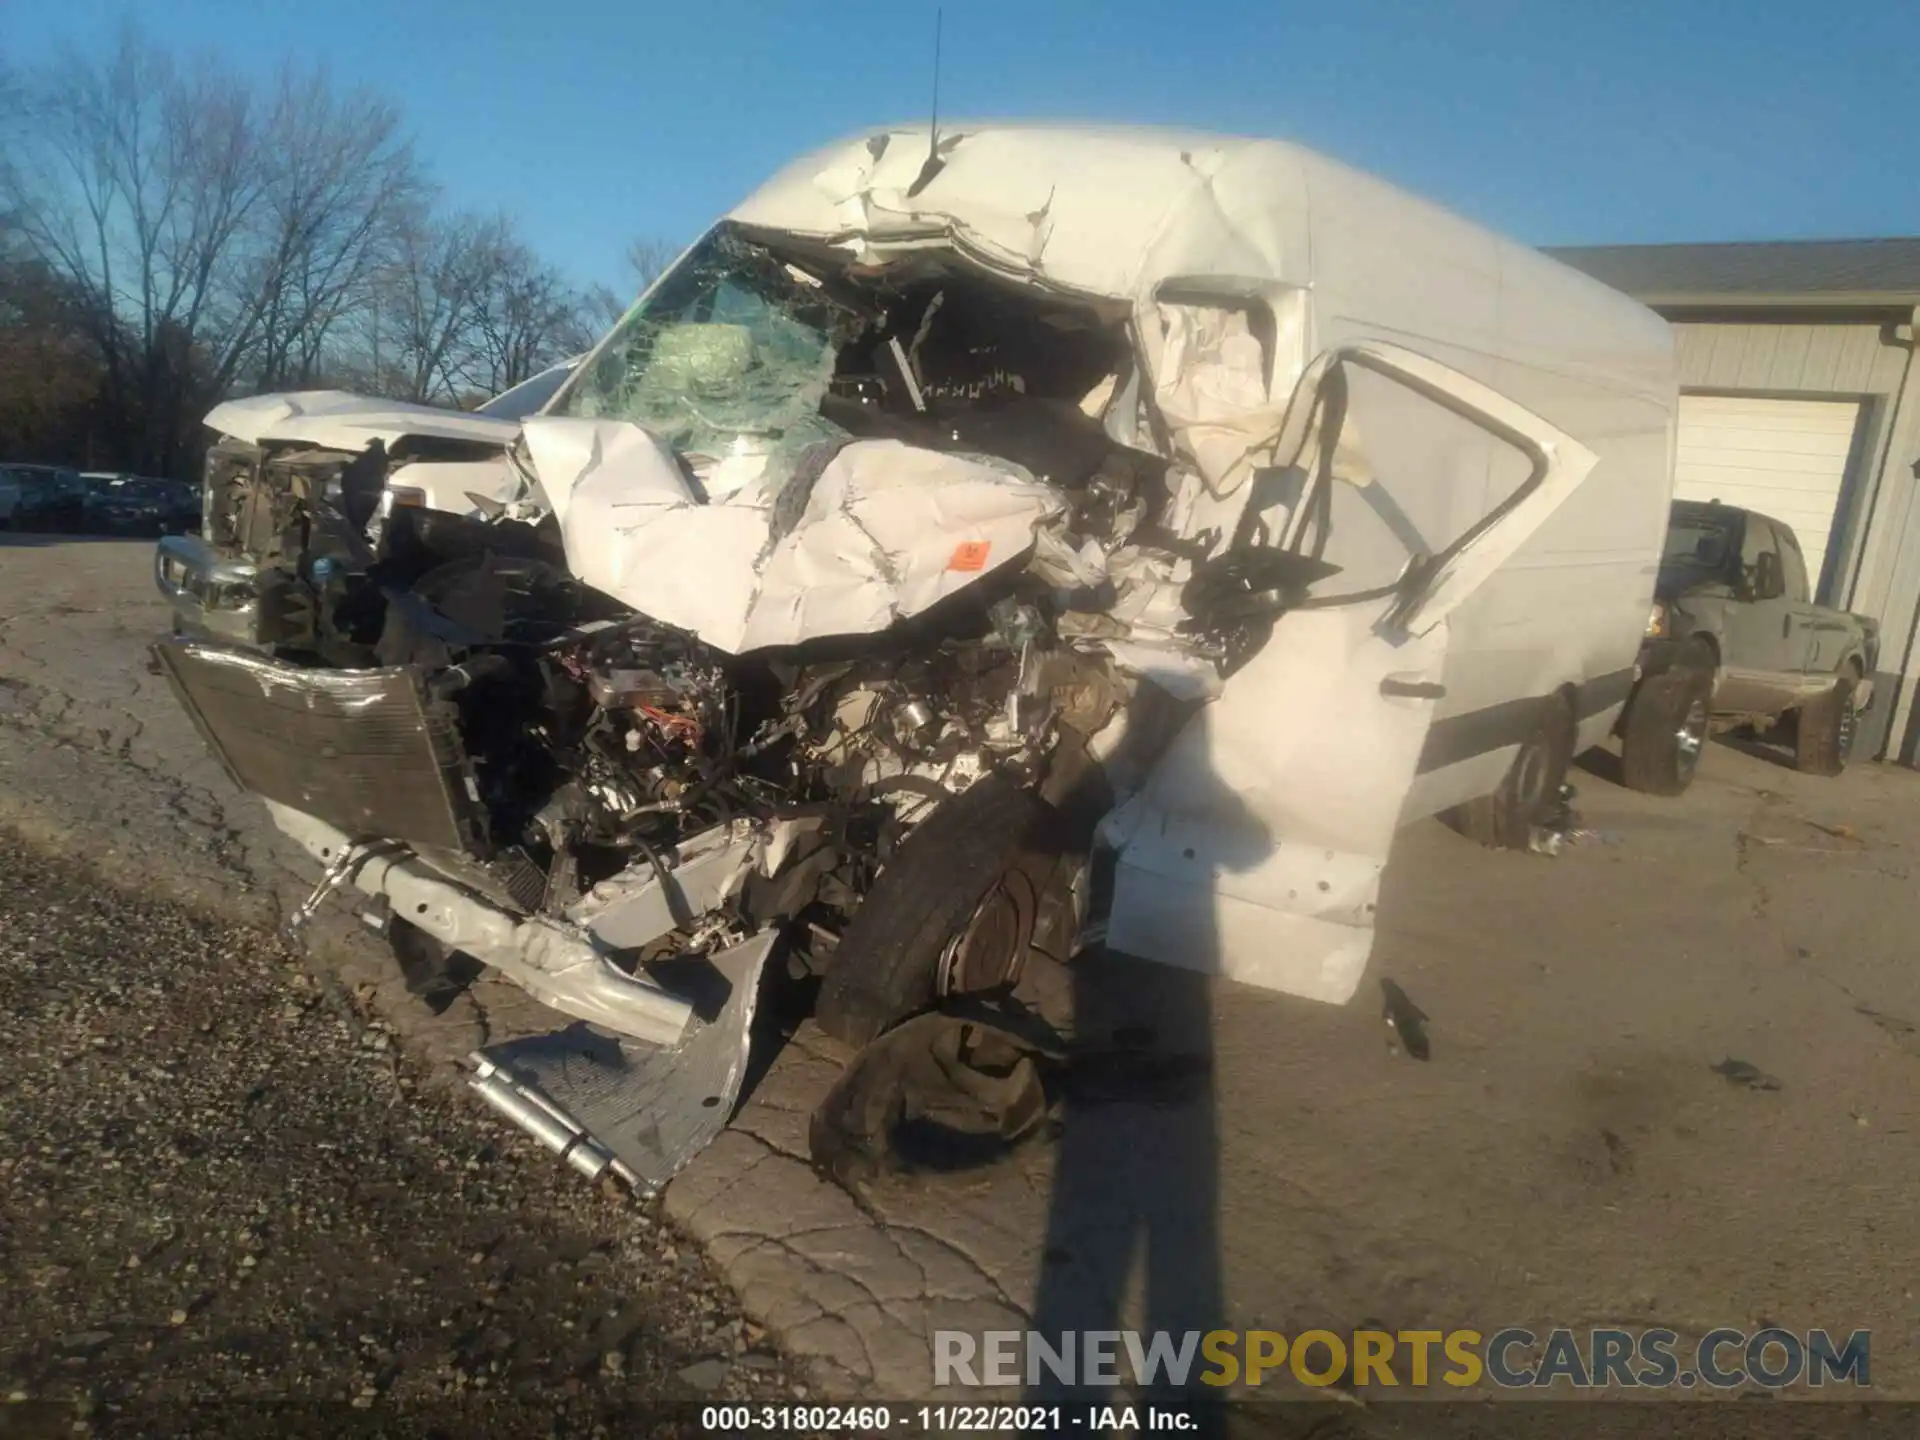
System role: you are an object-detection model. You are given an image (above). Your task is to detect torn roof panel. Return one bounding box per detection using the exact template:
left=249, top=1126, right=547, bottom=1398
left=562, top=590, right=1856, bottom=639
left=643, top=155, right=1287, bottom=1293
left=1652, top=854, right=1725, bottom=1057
left=730, top=124, right=1308, bottom=302
left=727, top=123, right=1673, bottom=395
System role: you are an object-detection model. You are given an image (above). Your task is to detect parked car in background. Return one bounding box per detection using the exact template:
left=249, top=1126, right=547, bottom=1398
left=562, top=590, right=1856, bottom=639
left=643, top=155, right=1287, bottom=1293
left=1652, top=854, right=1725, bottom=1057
left=2, top=464, right=87, bottom=531
left=1619, top=499, right=1877, bottom=793
left=81, top=473, right=200, bottom=536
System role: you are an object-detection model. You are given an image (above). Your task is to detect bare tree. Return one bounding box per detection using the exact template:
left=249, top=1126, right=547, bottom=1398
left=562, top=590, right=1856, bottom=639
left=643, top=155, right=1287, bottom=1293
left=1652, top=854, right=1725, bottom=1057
left=0, top=248, right=110, bottom=465
left=0, top=26, right=425, bottom=473
left=383, top=209, right=516, bottom=404
left=0, top=26, right=613, bottom=465
left=580, top=236, right=680, bottom=329
left=456, top=240, right=587, bottom=396
left=247, top=68, right=424, bottom=390
left=581, top=281, right=631, bottom=333
left=0, top=29, right=267, bottom=471
left=626, top=237, right=679, bottom=294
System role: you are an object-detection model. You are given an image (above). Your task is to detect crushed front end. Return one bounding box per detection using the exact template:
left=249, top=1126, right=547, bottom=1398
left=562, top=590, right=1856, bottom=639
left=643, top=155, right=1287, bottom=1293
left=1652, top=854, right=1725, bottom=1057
left=155, top=193, right=1581, bottom=1187
left=152, top=277, right=1184, bottom=1184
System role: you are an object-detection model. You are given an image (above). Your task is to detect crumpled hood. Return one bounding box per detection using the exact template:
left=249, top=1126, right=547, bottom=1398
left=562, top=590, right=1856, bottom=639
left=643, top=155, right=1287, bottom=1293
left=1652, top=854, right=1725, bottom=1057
left=204, top=390, right=521, bottom=451
left=521, top=416, right=1064, bottom=656
left=199, top=392, right=1066, bottom=658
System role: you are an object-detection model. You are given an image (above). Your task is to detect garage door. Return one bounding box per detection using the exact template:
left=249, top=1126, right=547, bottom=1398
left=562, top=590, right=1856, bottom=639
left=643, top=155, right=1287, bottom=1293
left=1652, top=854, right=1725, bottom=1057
left=1673, top=395, right=1861, bottom=590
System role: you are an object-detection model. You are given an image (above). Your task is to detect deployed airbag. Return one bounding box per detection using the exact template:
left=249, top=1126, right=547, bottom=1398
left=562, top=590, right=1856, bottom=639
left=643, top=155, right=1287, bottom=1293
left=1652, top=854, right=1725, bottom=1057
left=522, top=417, right=1064, bottom=655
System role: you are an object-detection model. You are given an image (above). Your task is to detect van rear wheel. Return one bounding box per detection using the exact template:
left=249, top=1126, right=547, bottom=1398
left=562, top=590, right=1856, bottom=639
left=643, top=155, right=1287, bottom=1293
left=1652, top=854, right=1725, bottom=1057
left=1446, top=693, right=1576, bottom=850
left=1622, top=647, right=1714, bottom=796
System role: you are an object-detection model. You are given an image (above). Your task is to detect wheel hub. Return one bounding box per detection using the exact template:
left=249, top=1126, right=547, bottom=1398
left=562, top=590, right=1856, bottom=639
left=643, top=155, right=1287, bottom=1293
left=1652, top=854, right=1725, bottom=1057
left=1676, top=698, right=1707, bottom=772
left=938, top=871, right=1037, bottom=997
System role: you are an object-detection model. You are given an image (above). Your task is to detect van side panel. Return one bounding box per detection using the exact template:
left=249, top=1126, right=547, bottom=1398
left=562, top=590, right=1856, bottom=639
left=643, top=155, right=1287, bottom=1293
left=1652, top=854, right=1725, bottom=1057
left=1296, top=155, right=1677, bottom=818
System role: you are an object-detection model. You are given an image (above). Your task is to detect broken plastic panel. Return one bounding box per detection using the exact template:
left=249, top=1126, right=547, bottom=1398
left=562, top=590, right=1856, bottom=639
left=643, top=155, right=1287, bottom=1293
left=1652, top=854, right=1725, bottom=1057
left=470, top=930, right=777, bottom=1193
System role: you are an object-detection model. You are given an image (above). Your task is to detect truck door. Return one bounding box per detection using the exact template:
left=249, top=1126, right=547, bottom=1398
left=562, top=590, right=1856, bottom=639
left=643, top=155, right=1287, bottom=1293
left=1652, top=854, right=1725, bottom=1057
left=1101, top=343, right=1599, bottom=1005
left=1718, top=514, right=1800, bottom=712
left=1774, top=524, right=1827, bottom=675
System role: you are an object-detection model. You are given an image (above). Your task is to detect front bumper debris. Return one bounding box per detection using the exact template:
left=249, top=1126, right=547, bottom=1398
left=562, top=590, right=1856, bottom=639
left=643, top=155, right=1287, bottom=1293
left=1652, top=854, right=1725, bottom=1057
left=267, top=801, right=696, bottom=1048
left=467, top=929, right=777, bottom=1192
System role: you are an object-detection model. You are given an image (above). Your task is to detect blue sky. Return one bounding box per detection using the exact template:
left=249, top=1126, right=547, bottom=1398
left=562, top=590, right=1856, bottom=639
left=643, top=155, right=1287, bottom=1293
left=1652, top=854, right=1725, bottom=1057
left=7, top=0, right=1916, bottom=290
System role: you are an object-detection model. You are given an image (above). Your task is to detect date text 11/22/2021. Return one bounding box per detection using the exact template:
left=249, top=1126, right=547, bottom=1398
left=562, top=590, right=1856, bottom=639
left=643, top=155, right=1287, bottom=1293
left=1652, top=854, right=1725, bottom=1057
left=701, top=1404, right=1200, bottom=1432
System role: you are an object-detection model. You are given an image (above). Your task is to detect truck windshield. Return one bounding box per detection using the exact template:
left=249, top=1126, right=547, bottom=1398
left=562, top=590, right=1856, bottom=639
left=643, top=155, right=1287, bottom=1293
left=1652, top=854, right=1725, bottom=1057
left=552, top=225, right=864, bottom=465
left=1664, top=513, right=1735, bottom=569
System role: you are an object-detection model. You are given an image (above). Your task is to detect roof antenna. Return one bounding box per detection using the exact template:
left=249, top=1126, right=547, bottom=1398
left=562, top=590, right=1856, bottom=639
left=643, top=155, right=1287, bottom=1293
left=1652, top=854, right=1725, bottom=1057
left=906, top=8, right=946, bottom=198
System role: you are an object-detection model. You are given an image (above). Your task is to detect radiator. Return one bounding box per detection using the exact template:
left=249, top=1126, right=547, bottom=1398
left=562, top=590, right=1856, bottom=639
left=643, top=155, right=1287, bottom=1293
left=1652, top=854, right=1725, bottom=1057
left=153, top=640, right=489, bottom=857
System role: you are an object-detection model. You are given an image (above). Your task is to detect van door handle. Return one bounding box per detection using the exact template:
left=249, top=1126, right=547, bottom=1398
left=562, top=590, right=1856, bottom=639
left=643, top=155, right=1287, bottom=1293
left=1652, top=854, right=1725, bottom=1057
left=1783, top=615, right=1792, bottom=639
left=1380, top=676, right=1446, bottom=699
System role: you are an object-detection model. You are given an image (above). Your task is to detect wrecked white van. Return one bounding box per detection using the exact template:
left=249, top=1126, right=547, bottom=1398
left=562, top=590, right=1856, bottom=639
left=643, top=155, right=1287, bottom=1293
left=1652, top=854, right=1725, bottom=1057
left=153, top=125, right=1676, bottom=1187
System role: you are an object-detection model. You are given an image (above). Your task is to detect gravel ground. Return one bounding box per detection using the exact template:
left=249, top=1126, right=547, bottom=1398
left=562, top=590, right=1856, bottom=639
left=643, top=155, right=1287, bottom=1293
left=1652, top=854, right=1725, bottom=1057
left=0, top=827, right=803, bottom=1437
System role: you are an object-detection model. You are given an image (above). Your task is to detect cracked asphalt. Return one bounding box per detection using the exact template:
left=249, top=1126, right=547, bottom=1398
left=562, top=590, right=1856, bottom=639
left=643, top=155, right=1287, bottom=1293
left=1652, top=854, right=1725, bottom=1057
left=6, top=532, right=1920, bottom=1416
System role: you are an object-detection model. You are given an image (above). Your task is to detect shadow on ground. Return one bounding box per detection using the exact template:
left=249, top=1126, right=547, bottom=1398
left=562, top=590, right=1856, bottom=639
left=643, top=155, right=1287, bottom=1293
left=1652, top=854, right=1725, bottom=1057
left=1578, top=728, right=1806, bottom=784
left=1711, top=728, right=1802, bottom=773
left=1574, top=747, right=1625, bottom=787
left=1023, top=699, right=1266, bottom=1421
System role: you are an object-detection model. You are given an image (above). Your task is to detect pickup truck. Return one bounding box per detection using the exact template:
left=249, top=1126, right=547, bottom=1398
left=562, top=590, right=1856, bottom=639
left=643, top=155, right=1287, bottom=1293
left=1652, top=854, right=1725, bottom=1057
left=1620, top=499, right=1877, bottom=794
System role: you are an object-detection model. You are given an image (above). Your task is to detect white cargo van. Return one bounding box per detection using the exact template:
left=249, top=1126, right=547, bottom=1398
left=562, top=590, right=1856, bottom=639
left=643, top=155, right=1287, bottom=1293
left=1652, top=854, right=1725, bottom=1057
left=724, top=124, right=1679, bottom=1006
left=160, top=124, right=1676, bottom=1186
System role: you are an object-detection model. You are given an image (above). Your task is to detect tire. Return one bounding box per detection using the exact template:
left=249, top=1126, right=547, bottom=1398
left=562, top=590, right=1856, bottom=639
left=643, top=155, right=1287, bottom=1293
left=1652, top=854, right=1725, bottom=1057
left=815, top=774, right=1060, bottom=1050
left=1447, top=693, right=1576, bottom=850
left=1794, top=672, right=1857, bottom=777
left=1621, top=647, right=1714, bottom=797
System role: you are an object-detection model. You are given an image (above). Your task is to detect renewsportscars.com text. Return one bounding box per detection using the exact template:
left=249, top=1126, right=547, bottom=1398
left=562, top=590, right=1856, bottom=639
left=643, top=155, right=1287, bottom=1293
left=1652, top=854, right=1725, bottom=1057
left=934, top=1327, right=1871, bottom=1391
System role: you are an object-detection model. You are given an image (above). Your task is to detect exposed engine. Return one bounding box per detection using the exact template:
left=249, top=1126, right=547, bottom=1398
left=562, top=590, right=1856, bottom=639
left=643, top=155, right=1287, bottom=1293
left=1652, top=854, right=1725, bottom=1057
left=159, top=211, right=1344, bottom=1097
left=182, top=449, right=1134, bottom=958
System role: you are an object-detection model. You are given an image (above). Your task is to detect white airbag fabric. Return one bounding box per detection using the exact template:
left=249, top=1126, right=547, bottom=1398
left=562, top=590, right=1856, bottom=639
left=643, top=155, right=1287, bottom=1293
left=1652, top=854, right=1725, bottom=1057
left=521, top=417, right=1062, bottom=655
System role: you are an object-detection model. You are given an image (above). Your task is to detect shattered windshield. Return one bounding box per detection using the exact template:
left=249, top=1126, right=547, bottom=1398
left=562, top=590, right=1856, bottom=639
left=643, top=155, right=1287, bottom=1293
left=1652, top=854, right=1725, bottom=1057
left=1663, top=510, right=1736, bottom=570
left=555, top=226, right=865, bottom=464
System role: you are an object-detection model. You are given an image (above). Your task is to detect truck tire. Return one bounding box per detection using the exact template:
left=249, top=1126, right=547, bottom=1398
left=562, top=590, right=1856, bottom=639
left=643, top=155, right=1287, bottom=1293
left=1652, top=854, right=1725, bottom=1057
left=1447, top=693, right=1576, bottom=850
left=1794, top=672, right=1857, bottom=777
left=1621, top=647, right=1714, bottom=796
left=815, top=774, right=1059, bottom=1050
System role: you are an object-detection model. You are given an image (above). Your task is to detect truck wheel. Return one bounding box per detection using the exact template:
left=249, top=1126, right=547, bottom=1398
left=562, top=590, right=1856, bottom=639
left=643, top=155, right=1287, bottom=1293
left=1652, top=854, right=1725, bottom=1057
left=1447, top=693, right=1576, bottom=850
left=1794, top=673, right=1857, bottom=777
left=815, top=774, right=1062, bottom=1050
left=1621, top=650, right=1714, bottom=796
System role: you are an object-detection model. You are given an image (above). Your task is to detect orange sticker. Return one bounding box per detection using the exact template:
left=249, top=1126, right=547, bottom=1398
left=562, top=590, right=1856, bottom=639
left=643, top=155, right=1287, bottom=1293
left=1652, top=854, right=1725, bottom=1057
left=947, top=540, right=991, bottom=573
